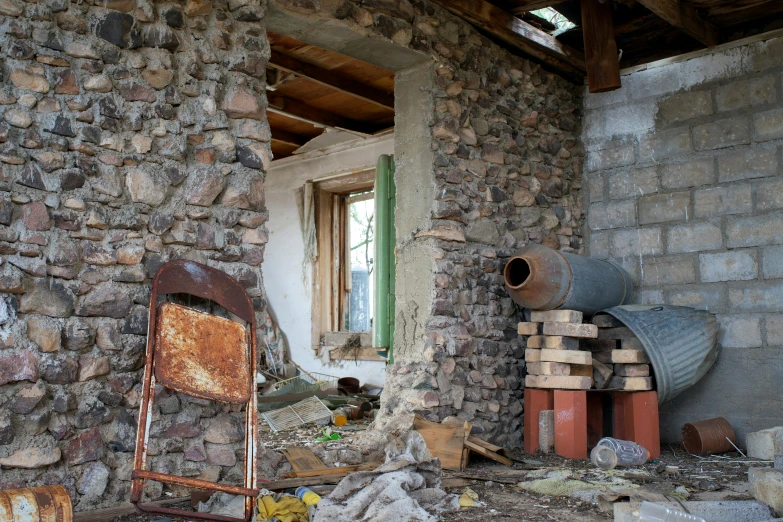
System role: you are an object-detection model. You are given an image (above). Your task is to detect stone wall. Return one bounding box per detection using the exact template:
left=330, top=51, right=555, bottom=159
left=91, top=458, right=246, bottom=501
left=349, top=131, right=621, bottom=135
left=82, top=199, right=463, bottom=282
left=583, top=33, right=783, bottom=442
left=270, top=0, right=585, bottom=446
left=0, top=0, right=271, bottom=510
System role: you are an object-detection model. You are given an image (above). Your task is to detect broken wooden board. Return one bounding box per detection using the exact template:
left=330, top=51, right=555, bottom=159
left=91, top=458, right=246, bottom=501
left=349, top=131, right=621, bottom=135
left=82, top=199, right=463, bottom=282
left=621, top=338, right=644, bottom=350
left=592, top=359, right=614, bottom=389
left=530, top=310, right=583, bottom=323
left=527, top=362, right=592, bottom=377
left=614, top=363, right=650, bottom=377
left=542, top=322, right=598, bottom=338
left=283, top=447, right=326, bottom=472
left=593, top=349, right=649, bottom=364
left=525, top=375, right=592, bottom=390
left=527, top=335, right=579, bottom=350
left=584, top=339, right=618, bottom=351
left=607, top=376, right=653, bottom=391
left=597, top=327, right=636, bottom=339
left=538, top=348, right=592, bottom=365
left=280, top=466, right=361, bottom=479
left=464, top=438, right=513, bottom=466
left=413, top=415, right=469, bottom=471
left=517, top=322, right=541, bottom=335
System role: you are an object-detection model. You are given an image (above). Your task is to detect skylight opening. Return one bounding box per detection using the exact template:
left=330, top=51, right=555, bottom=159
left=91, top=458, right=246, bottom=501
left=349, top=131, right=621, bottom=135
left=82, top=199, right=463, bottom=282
left=531, top=7, right=576, bottom=36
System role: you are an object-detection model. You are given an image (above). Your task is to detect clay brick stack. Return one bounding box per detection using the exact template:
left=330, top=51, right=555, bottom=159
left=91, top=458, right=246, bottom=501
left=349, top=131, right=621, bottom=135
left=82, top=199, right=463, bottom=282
left=586, top=315, right=653, bottom=391
left=521, top=311, right=654, bottom=392
left=521, top=310, right=597, bottom=390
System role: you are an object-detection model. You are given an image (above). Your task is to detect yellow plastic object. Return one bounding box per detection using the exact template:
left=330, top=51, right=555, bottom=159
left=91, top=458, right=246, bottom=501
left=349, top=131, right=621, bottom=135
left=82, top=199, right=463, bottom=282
left=458, top=488, right=479, bottom=508
left=256, top=495, right=308, bottom=522
left=295, top=487, right=321, bottom=506
left=332, top=408, right=347, bottom=426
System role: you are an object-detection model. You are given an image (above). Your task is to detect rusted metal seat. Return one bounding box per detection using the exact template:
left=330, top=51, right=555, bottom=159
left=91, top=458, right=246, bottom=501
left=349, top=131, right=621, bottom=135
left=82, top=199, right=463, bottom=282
left=130, top=260, right=259, bottom=522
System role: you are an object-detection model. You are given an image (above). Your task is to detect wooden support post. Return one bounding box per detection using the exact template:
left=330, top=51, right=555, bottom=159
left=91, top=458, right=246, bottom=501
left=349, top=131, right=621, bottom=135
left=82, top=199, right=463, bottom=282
left=581, top=0, right=622, bottom=93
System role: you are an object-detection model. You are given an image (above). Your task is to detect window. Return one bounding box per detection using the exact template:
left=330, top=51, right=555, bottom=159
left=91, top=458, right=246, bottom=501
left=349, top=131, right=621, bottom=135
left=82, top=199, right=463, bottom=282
left=311, top=170, right=376, bottom=349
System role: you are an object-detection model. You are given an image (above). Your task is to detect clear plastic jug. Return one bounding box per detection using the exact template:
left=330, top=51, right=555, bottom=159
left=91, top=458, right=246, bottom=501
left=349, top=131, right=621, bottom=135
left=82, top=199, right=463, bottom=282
left=590, top=437, right=649, bottom=470
left=638, top=501, right=706, bottom=522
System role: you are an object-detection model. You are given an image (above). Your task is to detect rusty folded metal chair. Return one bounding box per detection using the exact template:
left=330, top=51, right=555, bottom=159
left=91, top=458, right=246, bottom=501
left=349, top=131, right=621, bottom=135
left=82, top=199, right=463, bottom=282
left=130, top=260, right=259, bottom=522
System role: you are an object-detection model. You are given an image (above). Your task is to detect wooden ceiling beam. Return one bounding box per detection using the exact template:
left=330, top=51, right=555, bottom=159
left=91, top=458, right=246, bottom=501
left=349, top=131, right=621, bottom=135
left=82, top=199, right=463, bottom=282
left=634, top=0, right=720, bottom=46
left=267, top=95, right=375, bottom=137
left=509, top=1, right=564, bottom=15
left=270, top=128, right=313, bottom=148
left=581, top=0, right=621, bottom=93
left=430, top=0, right=585, bottom=76
left=268, top=50, right=394, bottom=110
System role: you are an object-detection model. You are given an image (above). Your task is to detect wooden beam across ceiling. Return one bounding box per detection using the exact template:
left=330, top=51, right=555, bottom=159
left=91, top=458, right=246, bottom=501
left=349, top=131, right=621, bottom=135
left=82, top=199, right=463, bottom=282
left=268, top=50, right=395, bottom=110
left=430, top=0, right=585, bottom=77
left=267, top=95, right=375, bottom=137
left=581, top=0, right=621, bottom=92
left=509, top=1, right=563, bottom=14
left=270, top=128, right=312, bottom=148
left=634, top=0, right=720, bottom=46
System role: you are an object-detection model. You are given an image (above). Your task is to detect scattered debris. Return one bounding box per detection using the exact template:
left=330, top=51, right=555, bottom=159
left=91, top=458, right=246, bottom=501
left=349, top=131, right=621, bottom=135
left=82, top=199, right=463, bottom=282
left=413, top=415, right=512, bottom=471
left=262, top=397, right=333, bottom=433
left=747, top=427, right=783, bottom=460
left=312, top=432, right=459, bottom=522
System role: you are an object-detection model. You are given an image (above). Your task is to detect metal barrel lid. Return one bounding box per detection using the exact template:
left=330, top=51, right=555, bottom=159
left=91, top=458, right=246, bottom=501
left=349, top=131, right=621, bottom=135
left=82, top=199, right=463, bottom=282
left=599, top=305, right=720, bottom=404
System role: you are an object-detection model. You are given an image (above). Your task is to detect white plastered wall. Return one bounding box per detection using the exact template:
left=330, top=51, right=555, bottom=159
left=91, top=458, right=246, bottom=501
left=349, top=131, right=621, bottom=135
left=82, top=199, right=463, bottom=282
left=263, top=134, right=394, bottom=387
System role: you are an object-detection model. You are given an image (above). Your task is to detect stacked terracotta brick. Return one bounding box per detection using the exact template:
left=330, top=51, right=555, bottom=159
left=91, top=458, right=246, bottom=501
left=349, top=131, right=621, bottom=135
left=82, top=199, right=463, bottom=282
left=521, top=311, right=653, bottom=391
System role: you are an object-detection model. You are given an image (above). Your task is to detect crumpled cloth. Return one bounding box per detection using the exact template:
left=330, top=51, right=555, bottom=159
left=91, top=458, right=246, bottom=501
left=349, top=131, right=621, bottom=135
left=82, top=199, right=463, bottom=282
left=257, top=494, right=308, bottom=522
left=312, top=431, right=460, bottom=522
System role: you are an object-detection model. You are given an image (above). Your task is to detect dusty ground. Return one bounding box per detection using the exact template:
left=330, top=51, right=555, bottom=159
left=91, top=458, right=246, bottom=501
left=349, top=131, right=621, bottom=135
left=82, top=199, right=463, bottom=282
left=109, top=442, right=765, bottom=522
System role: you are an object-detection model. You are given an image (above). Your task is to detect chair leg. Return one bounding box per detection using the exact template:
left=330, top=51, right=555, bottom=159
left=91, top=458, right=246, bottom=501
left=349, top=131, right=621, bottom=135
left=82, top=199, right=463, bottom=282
left=554, top=390, right=587, bottom=459
left=524, top=388, right=554, bottom=453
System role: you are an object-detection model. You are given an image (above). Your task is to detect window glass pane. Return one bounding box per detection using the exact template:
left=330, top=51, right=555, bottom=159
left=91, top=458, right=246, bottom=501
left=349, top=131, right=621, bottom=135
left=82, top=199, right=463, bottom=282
left=347, top=195, right=374, bottom=332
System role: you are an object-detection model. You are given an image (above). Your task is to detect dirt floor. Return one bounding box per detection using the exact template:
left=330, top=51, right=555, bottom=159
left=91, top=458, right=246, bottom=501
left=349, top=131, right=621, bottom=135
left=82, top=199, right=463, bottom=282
left=109, top=442, right=765, bottom=522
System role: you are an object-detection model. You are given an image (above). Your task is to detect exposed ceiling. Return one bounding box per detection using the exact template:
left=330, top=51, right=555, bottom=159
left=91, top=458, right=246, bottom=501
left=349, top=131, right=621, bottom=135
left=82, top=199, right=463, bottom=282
left=266, top=32, right=395, bottom=160
left=432, top=0, right=783, bottom=83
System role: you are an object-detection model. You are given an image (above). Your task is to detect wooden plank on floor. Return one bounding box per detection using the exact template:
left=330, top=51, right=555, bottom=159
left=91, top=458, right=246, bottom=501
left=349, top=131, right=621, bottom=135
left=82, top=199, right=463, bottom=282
left=73, top=497, right=188, bottom=521
left=283, top=447, right=327, bottom=472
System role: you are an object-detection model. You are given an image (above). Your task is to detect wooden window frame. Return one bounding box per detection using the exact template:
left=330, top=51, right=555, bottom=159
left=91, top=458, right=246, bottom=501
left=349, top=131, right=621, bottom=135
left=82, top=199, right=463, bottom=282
left=311, top=169, right=375, bottom=350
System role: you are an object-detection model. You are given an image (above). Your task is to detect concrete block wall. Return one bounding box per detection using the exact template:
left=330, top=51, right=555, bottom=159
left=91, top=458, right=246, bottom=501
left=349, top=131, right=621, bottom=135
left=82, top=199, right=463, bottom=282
left=583, top=32, right=783, bottom=443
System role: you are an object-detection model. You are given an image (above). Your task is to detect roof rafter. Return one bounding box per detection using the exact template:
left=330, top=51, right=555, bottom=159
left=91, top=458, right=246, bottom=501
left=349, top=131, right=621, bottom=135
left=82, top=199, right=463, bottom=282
left=634, top=0, right=719, bottom=46
left=430, top=0, right=585, bottom=77
left=268, top=50, right=394, bottom=110
left=267, top=95, right=375, bottom=137
left=270, top=128, right=313, bottom=148
left=509, top=1, right=563, bottom=15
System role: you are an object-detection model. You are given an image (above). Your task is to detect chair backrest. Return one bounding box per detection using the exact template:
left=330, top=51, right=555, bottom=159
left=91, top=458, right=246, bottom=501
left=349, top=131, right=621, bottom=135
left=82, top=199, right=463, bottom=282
left=150, top=260, right=256, bottom=404
left=153, top=259, right=255, bottom=323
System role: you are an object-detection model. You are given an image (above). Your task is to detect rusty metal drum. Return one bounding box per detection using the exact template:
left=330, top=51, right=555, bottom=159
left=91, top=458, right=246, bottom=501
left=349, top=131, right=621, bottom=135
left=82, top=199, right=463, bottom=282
left=0, top=485, right=72, bottom=522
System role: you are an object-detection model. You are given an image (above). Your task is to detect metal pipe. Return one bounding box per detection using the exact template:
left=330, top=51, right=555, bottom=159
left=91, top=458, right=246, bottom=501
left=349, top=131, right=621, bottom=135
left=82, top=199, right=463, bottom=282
left=503, top=243, right=633, bottom=314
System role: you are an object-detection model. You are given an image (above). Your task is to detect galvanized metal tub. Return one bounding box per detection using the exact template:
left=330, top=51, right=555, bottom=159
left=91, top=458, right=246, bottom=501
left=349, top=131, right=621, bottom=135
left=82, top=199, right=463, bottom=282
left=599, top=305, right=720, bottom=404
left=0, top=485, right=72, bottom=522
left=503, top=243, right=633, bottom=314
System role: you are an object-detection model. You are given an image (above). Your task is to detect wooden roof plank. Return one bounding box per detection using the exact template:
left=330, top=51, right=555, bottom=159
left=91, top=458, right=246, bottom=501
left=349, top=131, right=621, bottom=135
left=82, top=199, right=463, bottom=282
left=267, top=95, right=374, bottom=137
left=268, top=50, right=395, bottom=110
left=635, top=0, right=720, bottom=46
left=509, top=1, right=564, bottom=14
left=430, top=0, right=586, bottom=76
left=270, top=128, right=313, bottom=147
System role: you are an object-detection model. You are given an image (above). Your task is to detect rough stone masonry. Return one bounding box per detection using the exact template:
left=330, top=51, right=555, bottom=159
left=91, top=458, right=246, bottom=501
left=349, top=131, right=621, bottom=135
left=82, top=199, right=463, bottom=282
left=0, top=0, right=271, bottom=510
left=583, top=33, right=783, bottom=442
left=0, top=0, right=585, bottom=511
left=267, top=0, right=584, bottom=446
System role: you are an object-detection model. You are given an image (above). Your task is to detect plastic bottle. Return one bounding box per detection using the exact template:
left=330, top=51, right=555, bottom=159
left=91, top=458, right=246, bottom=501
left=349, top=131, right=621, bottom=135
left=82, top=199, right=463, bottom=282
left=295, top=487, right=321, bottom=506
left=638, top=501, right=706, bottom=522
left=332, top=408, right=347, bottom=426
left=590, top=437, right=649, bottom=470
